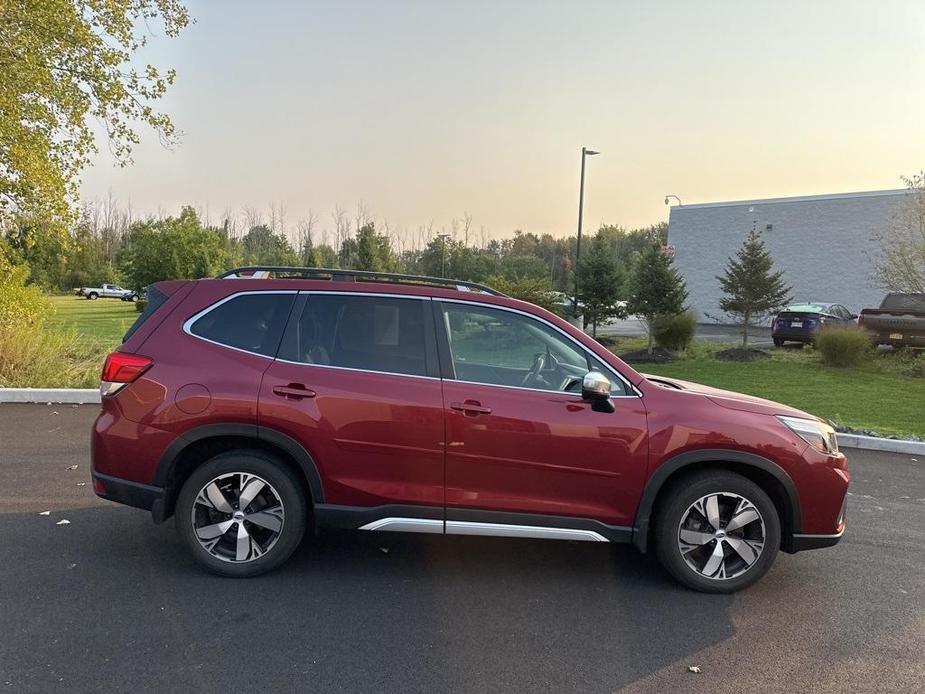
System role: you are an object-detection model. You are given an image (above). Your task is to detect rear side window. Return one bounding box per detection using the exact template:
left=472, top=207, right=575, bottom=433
left=123, top=286, right=168, bottom=343
left=188, top=293, right=294, bottom=357
left=279, top=294, right=429, bottom=377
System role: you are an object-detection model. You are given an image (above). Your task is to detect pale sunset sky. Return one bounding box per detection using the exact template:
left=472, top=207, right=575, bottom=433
left=80, top=0, right=925, bottom=239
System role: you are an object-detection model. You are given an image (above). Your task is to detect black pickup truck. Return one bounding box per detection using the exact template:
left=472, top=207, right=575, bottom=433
left=858, top=293, right=925, bottom=349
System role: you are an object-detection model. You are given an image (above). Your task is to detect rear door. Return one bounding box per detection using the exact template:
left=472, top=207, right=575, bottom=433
left=434, top=299, right=648, bottom=530
left=258, top=291, right=446, bottom=512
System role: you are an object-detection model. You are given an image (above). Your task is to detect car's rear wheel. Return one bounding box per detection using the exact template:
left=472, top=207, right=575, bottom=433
left=772, top=338, right=784, bottom=347
left=654, top=470, right=780, bottom=593
left=87, top=292, right=98, bottom=300
left=175, top=450, right=307, bottom=577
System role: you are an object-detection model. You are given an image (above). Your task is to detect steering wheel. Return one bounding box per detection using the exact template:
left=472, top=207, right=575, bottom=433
left=520, top=352, right=547, bottom=387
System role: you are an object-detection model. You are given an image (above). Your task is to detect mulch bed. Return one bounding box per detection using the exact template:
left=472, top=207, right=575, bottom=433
left=619, top=348, right=674, bottom=364
left=714, top=348, right=771, bottom=362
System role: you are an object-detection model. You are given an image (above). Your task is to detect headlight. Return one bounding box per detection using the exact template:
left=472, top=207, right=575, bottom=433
left=777, top=416, right=839, bottom=455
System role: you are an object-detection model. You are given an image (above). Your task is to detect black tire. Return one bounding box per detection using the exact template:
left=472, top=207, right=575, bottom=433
left=87, top=292, right=98, bottom=300
left=654, top=470, right=780, bottom=593
left=175, top=450, right=308, bottom=577
left=772, top=338, right=784, bottom=347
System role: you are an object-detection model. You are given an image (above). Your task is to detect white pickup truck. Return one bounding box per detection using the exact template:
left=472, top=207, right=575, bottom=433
left=76, top=283, right=133, bottom=300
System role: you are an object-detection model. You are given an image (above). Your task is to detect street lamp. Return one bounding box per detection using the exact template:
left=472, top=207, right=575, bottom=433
left=574, top=146, right=599, bottom=316
left=664, top=194, right=682, bottom=206
left=437, top=233, right=451, bottom=277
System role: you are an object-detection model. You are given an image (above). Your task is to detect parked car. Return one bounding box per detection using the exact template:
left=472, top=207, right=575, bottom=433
left=120, top=289, right=143, bottom=302
left=78, top=283, right=129, bottom=300
left=771, top=302, right=857, bottom=346
left=857, top=293, right=925, bottom=349
left=91, top=267, right=849, bottom=593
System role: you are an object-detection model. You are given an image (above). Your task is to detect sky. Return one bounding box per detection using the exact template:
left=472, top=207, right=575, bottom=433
left=80, top=0, right=925, bottom=241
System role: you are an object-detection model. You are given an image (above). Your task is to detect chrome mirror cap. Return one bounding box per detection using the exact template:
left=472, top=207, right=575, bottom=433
left=581, top=371, right=611, bottom=399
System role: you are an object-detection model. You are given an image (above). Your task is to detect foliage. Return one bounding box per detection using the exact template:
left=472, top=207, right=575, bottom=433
left=344, top=223, right=395, bottom=272
left=626, top=242, right=688, bottom=352
left=484, top=275, right=559, bottom=313
left=716, top=229, right=792, bottom=348
left=0, top=0, right=190, bottom=229
left=0, top=244, right=51, bottom=328
left=876, top=172, right=925, bottom=293
left=577, top=234, right=626, bottom=336
left=815, top=326, right=872, bottom=367
left=241, top=225, right=299, bottom=266
left=118, top=207, right=229, bottom=289
left=0, top=323, right=107, bottom=388
left=135, top=299, right=148, bottom=313
left=653, top=310, right=697, bottom=351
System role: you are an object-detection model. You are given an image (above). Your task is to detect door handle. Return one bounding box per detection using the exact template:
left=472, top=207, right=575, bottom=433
left=272, top=383, right=316, bottom=400
left=449, top=400, right=492, bottom=416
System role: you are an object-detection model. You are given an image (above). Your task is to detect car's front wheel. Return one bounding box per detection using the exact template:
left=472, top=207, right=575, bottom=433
left=175, top=450, right=307, bottom=577
left=654, top=470, right=780, bottom=593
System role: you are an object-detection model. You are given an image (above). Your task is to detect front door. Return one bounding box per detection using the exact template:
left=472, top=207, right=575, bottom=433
left=259, top=292, right=445, bottom=511
left=435, top=301, right=648, bottom=530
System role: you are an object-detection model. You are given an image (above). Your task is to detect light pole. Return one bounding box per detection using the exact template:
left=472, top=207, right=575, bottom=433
left=664, top=194, right=682, bottom=207
left=437, top=233, right=451, bottom=277
left=574, top=146, right=599, bottom=316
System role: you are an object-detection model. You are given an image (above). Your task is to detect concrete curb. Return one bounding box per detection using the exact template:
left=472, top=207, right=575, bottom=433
left=0, top=388, right=100, bottom=404
left=835, top=433, right=925, bottom=456
left=1, top=388, right=922, bottom=455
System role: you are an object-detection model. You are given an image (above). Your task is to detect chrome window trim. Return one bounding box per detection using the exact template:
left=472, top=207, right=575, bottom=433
left=437, top=296, right=641, bottom=398
left=182, top=290, right=298, bottom=360
left=273, top=357, right=441, bottom=382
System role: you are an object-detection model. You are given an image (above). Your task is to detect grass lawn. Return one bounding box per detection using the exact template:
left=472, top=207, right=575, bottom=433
left=612, top=339, right=925, bottom=439
left=46, top=295, right=138, bottom=344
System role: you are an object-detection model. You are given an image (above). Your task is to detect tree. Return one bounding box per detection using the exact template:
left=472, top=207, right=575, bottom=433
left=240, top=225, right=299, bottom=266
left=716, top=229, right=791, bottom=348
left=627, top=242, right=688, bottom=353
left=352, top=222, right=394, bottom=272
left=876, top=172, right=925, bottom=293
left=577, top=234, right=625, bottom=337
left=118, top=207, right=228, bottom=289
left=485, top=275, right=559, bottom=313
left=0, top=0, right=190, bottom=230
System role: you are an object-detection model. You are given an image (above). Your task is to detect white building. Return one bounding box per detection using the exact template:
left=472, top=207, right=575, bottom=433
left=666, top=189, right=908, bottom=321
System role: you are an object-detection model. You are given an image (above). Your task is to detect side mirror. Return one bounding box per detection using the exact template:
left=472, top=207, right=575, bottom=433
left=581, top=371, right=614, bottom=413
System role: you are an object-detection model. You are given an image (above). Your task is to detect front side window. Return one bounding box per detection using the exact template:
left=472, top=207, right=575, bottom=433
left=280, top=294, right=429, bottom=377
left=441, top=303, right=626, bottom=394
left=189, top=293, right=294, bottom=356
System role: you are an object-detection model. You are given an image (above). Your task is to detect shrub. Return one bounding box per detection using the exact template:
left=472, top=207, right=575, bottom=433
left=0, top=248, right=52, bottom=328
left=815, top=326, right=872, bottom=367
left=653, top=311, right=697, bottom=351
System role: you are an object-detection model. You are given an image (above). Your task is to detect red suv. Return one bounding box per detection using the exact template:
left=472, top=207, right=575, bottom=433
left=91, top=267, right=848, bottom=592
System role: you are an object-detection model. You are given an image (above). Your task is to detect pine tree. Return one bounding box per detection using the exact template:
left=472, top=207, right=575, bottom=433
left=717, top=229, right=792, bottom=348
left=627, top=243, right=688, bottom=353
left=577, top=234, right=625, bottom=337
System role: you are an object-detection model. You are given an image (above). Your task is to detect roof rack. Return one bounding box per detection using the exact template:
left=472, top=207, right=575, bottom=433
left=216, top=266, right=508, bottom=297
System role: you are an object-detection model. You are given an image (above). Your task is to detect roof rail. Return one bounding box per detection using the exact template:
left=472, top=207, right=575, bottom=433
left=216, top=266, right=507, bottom=297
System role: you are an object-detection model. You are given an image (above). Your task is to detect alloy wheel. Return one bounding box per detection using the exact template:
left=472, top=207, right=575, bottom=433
left=677, top=492, right=766, bottom=580
left=190, top=472, right=285, bottom=563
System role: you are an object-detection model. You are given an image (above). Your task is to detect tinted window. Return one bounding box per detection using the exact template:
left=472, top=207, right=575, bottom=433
left=189, top=293, right=294, bottom=356
left=441, top=303, right=624, bottom=393
left=123, top=285, right=168, bottom=343
left=281, top=294, right=429, bottom=377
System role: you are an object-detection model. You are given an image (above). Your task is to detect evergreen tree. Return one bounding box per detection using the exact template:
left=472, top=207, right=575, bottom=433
left=577, top=234, right=625, bottom=337
left=627, top=242, right=688, bottom=353
left=716, top=229, right=792, bottom=348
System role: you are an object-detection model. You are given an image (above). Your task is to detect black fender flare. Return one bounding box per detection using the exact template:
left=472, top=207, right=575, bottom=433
left=153, top=423, right=325, bottom=506
left=632, top=449, right=801, bottom=553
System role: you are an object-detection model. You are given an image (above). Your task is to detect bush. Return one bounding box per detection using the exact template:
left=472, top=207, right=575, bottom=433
left=815, top=326, right=872, bottom=367
left=135, top=299, right=148, bottom=313
left=0, top=248, right=52, bottom=328
left=653, top=311, right=697, bottom=351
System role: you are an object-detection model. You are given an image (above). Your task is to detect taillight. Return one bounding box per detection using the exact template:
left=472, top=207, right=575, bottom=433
left=100, top=352, right=152, bottom=396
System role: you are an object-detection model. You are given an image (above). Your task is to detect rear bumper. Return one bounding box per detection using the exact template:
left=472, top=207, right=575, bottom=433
left=92, top=470, right=165, bottom=517
left=772, top=330, right=816, bottom=342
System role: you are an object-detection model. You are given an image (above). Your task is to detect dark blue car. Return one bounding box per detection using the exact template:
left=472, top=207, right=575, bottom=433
left=772, top=302, right=857, bottom=346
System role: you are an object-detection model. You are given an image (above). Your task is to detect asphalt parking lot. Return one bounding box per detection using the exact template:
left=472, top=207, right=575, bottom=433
left=0, top=403, right=922, bottom=693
